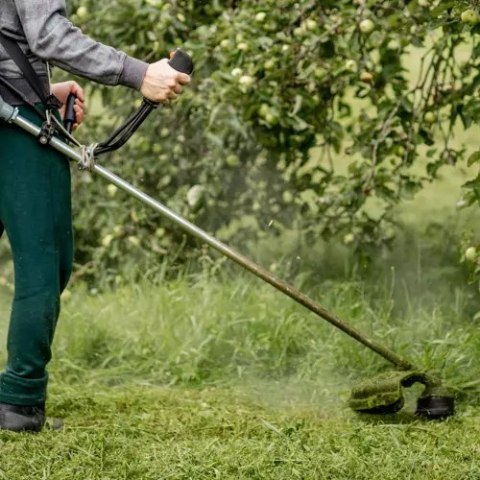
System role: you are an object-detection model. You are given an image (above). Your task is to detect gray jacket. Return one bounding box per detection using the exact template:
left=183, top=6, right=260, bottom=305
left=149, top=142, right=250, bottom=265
left=0, top=0, right=149, bottom=105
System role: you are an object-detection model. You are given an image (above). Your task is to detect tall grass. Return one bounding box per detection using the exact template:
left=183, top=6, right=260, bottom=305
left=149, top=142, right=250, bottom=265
left=38, top=216, right=480, bottom=407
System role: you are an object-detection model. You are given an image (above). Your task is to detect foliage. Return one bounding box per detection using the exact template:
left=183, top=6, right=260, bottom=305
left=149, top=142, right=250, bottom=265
left=65, top=0, right=480, bottom=281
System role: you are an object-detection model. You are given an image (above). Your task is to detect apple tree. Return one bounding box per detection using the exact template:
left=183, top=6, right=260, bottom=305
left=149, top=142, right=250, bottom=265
left=65, top=0, right=480, bottom=282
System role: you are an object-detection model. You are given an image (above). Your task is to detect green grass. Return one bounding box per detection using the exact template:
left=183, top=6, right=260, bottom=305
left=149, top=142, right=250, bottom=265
left=3, top=385, right=480, bottom=480
left=1, top=251, right=480, bottom=478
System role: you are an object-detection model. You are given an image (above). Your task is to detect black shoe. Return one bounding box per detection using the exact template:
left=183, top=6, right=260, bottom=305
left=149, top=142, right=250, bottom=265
left=0, top=402, right=46, bottom=432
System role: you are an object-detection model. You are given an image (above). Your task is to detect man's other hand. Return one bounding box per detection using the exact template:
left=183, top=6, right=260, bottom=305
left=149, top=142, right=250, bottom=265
left=51, top=81, right=86, bottom=128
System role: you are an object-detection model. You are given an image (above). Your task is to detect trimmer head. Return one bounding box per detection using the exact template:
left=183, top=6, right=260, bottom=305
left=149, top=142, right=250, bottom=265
left=415, top=386, right=455, bottom=419
left=349, top=371, right=455, bottom=420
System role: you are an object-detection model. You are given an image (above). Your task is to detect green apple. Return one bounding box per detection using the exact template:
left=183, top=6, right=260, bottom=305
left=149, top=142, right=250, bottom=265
left=264, top=59, right=275, bottom=71
left=107, top=184, right=118, bottom=197
left=226, top=154, right=240, bottom=167
left=187, top=185, right=206, bottom=211
left=314, top=67, right=327, bottom=80
left=76, top=6, right=88, bottom=18
left=424, top=112, right=436, bottom=124
left=345, top=59, right=357, bottom=72
left=360, top=71, right=374, bottom=84
left=259, top=104, right=279, bottom=125
left=220, top=39, right=231, bottom=49
left=465, top=246, right=478, bottom=261
left=128, top=236, right=141, bottom=247
left=394, top=145, right=406, bottom=157
left=461, top=9, right=480, bottom=25
left=344, top=233, right=355, bottom=245
left=306, top=19, right=318, bottom=31
left=283, top=191, right=294, bottom=204
left=239, top=75, right=255, bottom=87
left=102, top=234, right=114, bottom=248
left=255, top=12, right=267, bottom=22
left=359, top=19, right=375, bottom=34
left=265, top=112, right=279, bottom=126
left=293, top=26, right=306, bottom=37
left=259, top=103, right=270, bottom=119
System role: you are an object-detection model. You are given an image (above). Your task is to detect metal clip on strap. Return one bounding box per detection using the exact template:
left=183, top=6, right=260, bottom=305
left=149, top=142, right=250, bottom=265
left=38, top=121, right=55, bottom=145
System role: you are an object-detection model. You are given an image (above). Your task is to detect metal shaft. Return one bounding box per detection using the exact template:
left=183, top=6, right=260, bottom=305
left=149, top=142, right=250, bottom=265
left=10, top=112, right=414, bottom=371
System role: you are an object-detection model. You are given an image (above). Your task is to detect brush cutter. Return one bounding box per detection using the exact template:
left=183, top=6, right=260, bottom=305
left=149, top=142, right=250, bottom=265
left=0, top=50, right=454, bottom=419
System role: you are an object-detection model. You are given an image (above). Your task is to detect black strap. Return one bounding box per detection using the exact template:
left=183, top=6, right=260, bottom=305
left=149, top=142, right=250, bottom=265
left=0, top=75, right=33, bottom=106
left=0, top=31, right=61, bottom=110
left=94, top=100, right=157, bottom=156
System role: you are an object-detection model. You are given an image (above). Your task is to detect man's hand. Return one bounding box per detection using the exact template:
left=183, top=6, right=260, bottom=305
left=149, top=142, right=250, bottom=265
left=51, top=81, right=86, bottom=128
left=140, top=58, right=191, bottom=103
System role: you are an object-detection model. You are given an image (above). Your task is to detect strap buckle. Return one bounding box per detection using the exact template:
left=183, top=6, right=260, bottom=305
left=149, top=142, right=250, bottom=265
left=45, top=94, right=63, bottom=111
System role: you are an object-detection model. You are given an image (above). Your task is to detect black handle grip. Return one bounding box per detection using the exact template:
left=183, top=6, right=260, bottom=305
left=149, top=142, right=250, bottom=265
left=168, top=48, right=194, bottom=75
left=94, top=49, right=194, bottom=157
left=64, top=93, right=77, bottom=134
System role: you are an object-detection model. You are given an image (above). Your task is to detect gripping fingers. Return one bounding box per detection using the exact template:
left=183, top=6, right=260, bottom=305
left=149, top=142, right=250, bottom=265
left=74, top=104, right=85, bottom=125
left=167, top=79, right=182, bottom=97
left=177, top=73, right=191, bottom=85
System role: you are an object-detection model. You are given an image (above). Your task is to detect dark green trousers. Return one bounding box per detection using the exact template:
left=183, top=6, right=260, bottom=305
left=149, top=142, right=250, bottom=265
left=0, top=106, right=73, bottom=406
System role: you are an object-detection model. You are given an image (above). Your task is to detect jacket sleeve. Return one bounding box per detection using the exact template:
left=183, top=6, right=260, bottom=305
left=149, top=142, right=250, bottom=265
left=14, top=0, right=148, bottom=90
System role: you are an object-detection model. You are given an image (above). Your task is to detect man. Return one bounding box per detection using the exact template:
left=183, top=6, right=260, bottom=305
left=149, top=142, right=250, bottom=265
left=0, top=0, right=191, bottom=432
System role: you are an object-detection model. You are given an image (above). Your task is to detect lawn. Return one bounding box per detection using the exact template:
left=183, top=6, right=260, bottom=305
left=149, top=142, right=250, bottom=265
left=1, top=260, right=480, bottom=478
left=2, top=384, right=480, bottom=479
